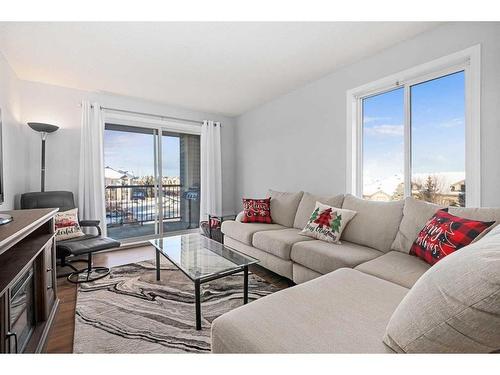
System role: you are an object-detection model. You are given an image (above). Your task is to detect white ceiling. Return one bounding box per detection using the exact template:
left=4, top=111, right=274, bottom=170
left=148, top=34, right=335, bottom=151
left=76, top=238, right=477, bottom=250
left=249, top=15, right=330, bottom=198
left=0, top=22, right=440, bottom=116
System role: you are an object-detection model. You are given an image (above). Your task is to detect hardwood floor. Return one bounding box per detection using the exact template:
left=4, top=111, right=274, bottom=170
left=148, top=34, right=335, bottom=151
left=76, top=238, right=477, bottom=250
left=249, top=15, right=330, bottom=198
left=44, top=244, right=293, bottom=353
left=45, top=277, right=77, bottom=353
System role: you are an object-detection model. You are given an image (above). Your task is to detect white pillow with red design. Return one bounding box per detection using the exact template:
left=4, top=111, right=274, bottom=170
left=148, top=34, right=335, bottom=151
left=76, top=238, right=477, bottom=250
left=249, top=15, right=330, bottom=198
left=55, top=208, right=85, bottom=241
left=300, top=201, right=356, bottom=244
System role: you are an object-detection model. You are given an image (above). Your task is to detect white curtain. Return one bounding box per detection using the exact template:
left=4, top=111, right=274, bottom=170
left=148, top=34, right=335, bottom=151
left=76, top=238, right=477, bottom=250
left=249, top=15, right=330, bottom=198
left=78, top=101, right=107, bottom=236
left=200, top=120, right=222, bottom=221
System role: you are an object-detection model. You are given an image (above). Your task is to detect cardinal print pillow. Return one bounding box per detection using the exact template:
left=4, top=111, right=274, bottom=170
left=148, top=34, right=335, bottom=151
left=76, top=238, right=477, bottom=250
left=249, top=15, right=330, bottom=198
left=300, top=201, right=356, bottom=244
left=410, top=208, right=494, bottom=265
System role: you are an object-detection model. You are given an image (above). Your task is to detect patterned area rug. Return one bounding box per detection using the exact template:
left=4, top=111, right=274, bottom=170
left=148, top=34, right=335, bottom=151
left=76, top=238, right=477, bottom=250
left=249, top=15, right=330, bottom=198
left=73, top=258, right=282, bottom=353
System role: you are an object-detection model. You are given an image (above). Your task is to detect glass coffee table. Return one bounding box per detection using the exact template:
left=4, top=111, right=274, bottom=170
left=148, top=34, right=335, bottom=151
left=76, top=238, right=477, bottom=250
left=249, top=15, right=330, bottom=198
left=149, top=234, right=259, bottom=330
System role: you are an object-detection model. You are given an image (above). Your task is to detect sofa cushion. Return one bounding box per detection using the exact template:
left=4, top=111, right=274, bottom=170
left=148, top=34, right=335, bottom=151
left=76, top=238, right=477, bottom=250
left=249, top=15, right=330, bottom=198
left=449, top=206, right=500, bottom=222
left=355, top=251, right=430, bottom=289
left=341, top=194, right=404, bottom=252
left=221, top=220, right=285, bottom=245
left=268, top=190, right=304, bottom=227
left=391, top=197, right=443, bottom=253
left=449, top=206, right=500, bottom=242
left=290, top=240, right=382, bottom=275
left=293, top=192, right=344, bottom=229
left=252, top=228, right=313, bottom=260
left=224, top=237, right=293, bottom=279
left=211, top=268, right=408, bottom=353
left=384, top=226, right=500, bottom=353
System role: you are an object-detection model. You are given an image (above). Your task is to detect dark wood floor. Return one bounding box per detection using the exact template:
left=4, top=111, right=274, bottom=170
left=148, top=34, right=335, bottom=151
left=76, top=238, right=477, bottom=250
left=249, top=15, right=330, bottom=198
left=44, top=245, right=293, bottom=353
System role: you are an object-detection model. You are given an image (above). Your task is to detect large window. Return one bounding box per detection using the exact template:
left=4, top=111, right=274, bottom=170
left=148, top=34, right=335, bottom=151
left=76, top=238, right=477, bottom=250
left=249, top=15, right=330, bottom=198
left=348, top=46, right=480, bottom=207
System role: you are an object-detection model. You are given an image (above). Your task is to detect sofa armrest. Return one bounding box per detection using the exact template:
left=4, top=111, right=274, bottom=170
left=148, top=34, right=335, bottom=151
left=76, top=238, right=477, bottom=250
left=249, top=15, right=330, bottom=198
left=79, top=220, right=102, bottom=236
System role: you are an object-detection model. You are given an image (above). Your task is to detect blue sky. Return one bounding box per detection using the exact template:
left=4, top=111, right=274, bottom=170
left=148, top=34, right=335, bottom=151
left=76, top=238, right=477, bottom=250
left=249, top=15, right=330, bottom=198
left=362, top=71, right=465, bottom=185
left=104, top=130, right=180, bottom=177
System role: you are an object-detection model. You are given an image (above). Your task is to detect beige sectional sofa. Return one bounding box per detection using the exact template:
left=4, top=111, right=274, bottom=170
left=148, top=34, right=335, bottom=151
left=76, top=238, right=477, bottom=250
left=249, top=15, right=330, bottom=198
left=213, top=191, right=500, bottom=353
left=222, top=191, right=416, bottom=284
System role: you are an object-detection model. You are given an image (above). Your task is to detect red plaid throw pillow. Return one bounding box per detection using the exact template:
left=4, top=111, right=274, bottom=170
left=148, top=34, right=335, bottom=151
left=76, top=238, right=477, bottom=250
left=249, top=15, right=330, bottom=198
left=241, top=198, right=272, bottom=223
left=410, top=208, right=494, bottom=265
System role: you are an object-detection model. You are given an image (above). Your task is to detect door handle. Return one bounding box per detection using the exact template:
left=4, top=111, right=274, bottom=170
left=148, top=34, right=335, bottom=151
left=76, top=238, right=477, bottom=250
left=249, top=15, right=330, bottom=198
left=6, top=331, right=18, bottom=353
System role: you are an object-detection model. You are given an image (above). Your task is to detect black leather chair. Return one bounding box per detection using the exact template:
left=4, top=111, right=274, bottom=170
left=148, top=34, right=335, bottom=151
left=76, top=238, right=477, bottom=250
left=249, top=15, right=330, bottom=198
left=21, top=191, right=121, bottom=283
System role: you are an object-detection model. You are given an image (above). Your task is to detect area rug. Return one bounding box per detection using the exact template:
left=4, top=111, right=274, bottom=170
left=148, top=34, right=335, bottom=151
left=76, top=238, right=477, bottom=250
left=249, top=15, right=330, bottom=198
left=73, top=258, right=282, bottom=353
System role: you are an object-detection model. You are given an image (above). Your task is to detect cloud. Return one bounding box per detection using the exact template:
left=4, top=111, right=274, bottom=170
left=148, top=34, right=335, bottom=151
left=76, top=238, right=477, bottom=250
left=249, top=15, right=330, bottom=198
left=363, top=116, right=390, bottom=124
left=365, top=124, right=403, bottom=137
left=439, top=118, right=464, bottom=128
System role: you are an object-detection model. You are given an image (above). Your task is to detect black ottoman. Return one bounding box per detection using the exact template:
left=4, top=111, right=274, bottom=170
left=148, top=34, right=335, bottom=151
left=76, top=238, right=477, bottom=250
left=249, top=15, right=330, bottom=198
left=58, top=236, right=121, bottom=283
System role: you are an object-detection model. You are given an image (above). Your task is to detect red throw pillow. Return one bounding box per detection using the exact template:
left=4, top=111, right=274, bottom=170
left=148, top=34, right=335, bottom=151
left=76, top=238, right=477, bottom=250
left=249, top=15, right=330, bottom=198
left=410, top=208, right=494, bottom=265
left=241, top=198, right=272, bottom=223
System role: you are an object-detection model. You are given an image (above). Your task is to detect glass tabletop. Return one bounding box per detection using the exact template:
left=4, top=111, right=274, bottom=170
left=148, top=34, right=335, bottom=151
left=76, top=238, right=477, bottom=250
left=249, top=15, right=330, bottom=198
left=149, top=234, right=258, bottom=281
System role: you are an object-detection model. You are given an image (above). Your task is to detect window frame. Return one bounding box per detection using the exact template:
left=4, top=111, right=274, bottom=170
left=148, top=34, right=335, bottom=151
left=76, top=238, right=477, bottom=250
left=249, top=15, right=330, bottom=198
left=346, top=45, right=481, bottom=207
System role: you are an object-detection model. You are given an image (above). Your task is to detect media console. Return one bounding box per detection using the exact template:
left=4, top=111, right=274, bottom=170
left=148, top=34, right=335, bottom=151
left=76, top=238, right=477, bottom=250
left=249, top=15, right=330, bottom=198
left=0, top=208, right=59, bottom=353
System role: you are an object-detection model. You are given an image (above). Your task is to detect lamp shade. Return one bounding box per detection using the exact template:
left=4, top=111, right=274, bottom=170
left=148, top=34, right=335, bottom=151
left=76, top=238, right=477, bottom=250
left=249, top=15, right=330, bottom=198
left=27, top=122, right=59, bottom=133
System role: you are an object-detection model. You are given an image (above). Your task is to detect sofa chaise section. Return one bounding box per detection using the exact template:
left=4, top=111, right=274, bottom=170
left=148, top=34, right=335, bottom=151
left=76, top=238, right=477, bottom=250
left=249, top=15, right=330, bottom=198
left=211, top=268, right=409, bottom=353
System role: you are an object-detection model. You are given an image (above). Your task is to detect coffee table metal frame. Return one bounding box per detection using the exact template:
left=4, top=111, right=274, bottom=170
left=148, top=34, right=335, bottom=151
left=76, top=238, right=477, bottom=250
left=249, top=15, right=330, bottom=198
left=151, top=237, right=258, bottom=330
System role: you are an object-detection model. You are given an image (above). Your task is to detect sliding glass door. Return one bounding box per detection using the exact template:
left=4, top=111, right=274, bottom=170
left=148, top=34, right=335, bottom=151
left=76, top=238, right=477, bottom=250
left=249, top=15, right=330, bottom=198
left=104, top=123, right=201, bottom=242
left=161, top=131, right=200, bottom=233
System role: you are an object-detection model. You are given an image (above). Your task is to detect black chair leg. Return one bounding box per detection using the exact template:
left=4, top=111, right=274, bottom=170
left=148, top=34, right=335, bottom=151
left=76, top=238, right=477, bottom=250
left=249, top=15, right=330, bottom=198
left=67, top=252, right=110, bottom=284
left=57, top=254, right=86, bottom=278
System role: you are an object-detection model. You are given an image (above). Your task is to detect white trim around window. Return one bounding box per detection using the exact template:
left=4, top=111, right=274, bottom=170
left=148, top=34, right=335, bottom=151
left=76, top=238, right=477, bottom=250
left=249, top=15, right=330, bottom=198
left=103, top=111, right=202, bottom=135
left=346, top=44, right=481, bottom=207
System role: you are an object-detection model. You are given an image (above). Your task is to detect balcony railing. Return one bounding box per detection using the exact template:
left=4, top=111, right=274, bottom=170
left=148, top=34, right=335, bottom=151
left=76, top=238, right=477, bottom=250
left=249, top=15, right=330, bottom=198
left=105, top=184, right=182, bottom=227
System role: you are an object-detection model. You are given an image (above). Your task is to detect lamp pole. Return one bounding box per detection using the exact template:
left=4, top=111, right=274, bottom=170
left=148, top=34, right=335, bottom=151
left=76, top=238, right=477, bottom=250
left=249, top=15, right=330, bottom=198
left=41, top=132, right=47, bottom=192
left=27, top=123, right=59, bottom=192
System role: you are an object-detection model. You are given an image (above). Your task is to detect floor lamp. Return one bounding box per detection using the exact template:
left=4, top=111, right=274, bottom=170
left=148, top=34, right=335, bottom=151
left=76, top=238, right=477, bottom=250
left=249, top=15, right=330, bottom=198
left=28, top=122, right=59, bottom=192
left=0, top=109, right=13, bottom=225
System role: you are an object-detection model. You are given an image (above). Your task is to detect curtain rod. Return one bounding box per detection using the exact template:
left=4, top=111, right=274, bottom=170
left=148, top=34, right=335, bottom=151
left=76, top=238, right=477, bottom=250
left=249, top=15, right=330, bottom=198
left=88, top=104, right=205, bottom=125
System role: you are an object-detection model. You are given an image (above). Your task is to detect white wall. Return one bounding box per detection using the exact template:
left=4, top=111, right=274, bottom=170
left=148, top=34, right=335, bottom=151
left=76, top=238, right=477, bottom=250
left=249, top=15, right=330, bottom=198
left=0, top=52, right=28, bottom=210
left=19, top=81, right=237, bottom=212
left=235, top=22, right=500, bottom=208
